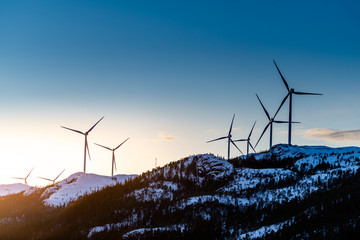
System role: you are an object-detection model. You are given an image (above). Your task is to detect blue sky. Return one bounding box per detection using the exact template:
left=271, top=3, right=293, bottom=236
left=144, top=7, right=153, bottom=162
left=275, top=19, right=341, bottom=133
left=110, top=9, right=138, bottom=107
left=0, top=0, right=359, bottom=185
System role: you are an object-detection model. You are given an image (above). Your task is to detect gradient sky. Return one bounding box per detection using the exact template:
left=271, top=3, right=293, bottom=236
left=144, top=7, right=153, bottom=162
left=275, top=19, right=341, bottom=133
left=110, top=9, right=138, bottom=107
left=0, top=0, right=359, bottom=186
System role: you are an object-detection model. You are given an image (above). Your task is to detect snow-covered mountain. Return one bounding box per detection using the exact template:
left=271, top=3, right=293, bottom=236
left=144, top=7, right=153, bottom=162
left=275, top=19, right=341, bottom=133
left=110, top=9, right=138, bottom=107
left=87, top=145, right=360, bottom=239
left=2, top=144, right=360, bottom=239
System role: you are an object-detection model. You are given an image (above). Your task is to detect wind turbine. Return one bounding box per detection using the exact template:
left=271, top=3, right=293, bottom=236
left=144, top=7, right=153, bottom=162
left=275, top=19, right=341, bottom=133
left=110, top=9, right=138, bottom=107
left=61, top=116, right=104, bottom=173
left=255, top=93, right=299, bottom=149
left=95, top=138, right=129, bottom=179
left=234, top=121, right=257, bottom=155
left=207, top=114, right=243, bottom=160
left=38, top=169, right=66, bottom=185
left=273, top=60, right=322, bottom=145
left=12, top=168, right=34, bottom=185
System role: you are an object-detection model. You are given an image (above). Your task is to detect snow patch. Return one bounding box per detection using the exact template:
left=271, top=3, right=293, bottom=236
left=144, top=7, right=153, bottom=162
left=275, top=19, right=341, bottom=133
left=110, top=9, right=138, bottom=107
left=122, top=224, right=187, bottom=238
left=237, top=218, right=294, bottom=239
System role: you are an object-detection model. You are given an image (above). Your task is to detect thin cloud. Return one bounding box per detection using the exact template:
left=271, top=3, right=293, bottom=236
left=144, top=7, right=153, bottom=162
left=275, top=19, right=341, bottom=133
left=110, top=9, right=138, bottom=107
left=156, top=131, right=175, bottom=141
left=303, top=128, right=360, bottom=143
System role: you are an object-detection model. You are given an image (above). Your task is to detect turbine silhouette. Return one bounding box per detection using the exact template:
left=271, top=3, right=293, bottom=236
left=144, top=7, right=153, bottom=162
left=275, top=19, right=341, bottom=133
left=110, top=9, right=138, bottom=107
left=207, top=114, right=243, bottom=160
left=12, top=168, right=34, bottom=185
left=273, top=60, right=322, bottom=145
left=234, top=121, right=257, bottom=155
left=61, top=116, right=104, bottom=173
left=255, top=93, right=300, bottom=149
left=95, top=138, right=129, bottom=179
left=38, top=169, right=66, bottom=184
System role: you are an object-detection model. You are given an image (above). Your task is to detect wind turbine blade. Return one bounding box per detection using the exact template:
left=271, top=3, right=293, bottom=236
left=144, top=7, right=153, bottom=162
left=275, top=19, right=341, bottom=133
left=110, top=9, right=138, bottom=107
left=86, top=139, right=91, bottom=160
left=249, top=121, right=256, bottom=138
left=294, top=91, right=323, bottom=95
left=230, top=139, right=243, bottom=154
left=249, top=142, right=256, bottom=153
left=115, top=138, right=130, bottom=150
left=274, top=120, right=301, bottom=124
left=26, top=168, right=34, bottom=179
left=254, top=123, right=270, bottom=148
left=273, top=120, right=290, bottom=123
left=54, top=169, right=66, bottom=181
left=274, top=93, right=289, bottom=119
left=11, top=177, right=25, bottom=180
left=38, top=177, right=53, bottom=182
left=87, top=116, right=104, bottom=134
left=256, top=94, right=271, bottom=120
left=228, top=114, right=235, bottom=136
left=233, top=139, right=247, bottom=142
left=61, top=126, right=84, bottom=135
left=94, top=143, right=112, bottom=151
left=207, top=136, right=228, bottom=143
left=273, top=60, right=290, bottom=91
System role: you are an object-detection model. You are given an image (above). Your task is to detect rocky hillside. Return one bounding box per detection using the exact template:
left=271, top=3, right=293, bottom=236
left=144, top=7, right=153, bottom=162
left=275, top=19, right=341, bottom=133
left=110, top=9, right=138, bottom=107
left=1, top=144, right=360, bottom=239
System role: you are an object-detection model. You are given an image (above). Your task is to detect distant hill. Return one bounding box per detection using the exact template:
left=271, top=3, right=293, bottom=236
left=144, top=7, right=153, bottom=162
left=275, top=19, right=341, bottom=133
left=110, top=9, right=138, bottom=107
left=1, top=144, right=360, bottom=239
left=0, top=183, right=31, bottom=196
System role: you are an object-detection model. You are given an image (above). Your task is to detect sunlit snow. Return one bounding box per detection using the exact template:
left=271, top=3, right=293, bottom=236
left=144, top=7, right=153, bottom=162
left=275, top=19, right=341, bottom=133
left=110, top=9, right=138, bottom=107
left=42, top=172, right=136, bottom=207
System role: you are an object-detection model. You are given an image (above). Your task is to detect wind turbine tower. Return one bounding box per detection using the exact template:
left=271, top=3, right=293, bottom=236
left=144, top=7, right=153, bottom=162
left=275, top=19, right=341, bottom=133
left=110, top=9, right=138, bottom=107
left=207, top=114, right=243, bottom=160
left=95, top=138, right=130, bottom=179
left=12, top=168, right=34, bottom=185
left=234, top=121, right=257, bottom=155
left=255, top=93, right=299, bottom=149
left=61, top=117, right=104, bottom=173
left=273, top=60, right=322, bottom=145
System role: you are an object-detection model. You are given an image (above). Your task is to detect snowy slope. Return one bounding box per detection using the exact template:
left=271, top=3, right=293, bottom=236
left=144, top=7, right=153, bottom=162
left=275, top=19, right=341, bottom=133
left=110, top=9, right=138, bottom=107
left=254, top=144, right=360, bottom=160
left=0, top=183, right=30, bottom=196
left=42, top=172, right=136, bottom=207
left=128, top=146, right=358, bottom=209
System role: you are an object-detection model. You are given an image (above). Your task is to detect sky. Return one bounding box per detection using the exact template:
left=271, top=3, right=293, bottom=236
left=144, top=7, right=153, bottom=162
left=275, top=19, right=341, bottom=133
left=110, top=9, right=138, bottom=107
left=0, top=0, right=360, bottom=186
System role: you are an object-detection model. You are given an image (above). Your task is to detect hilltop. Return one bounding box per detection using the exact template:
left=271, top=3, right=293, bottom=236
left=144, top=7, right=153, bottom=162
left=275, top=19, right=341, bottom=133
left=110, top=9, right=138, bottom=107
left=1, top=144, right=360, bottom=239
